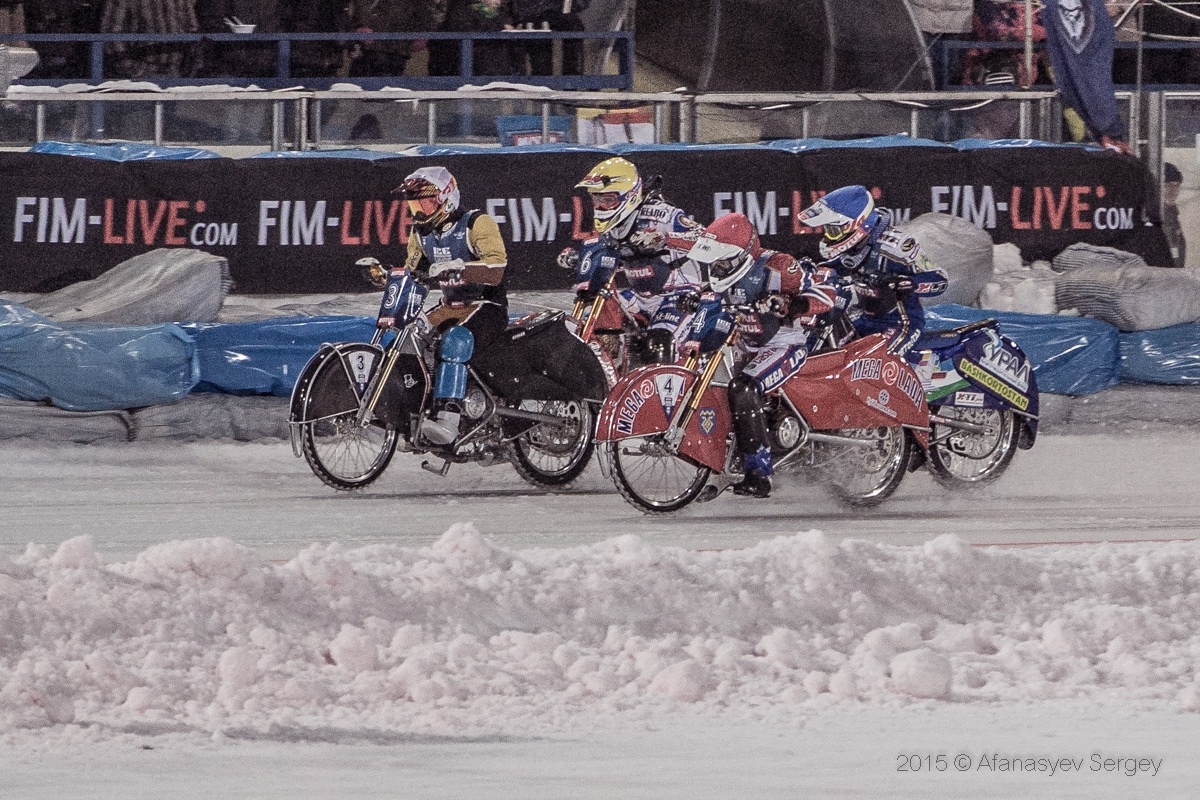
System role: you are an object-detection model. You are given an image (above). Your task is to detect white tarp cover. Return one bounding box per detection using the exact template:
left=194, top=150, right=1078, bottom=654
left=1053, top=243, right=1200, bottom=331
left=900, top=212, right=995, bottom=307
left=23, top=248, right=233, bottom=324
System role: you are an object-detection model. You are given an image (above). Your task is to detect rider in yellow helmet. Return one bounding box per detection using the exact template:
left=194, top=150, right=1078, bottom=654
left=562, top=157, right=704, bottom=363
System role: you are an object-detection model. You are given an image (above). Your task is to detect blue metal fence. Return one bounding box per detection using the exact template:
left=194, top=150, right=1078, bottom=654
left=0, top=31, right=633, bottom=91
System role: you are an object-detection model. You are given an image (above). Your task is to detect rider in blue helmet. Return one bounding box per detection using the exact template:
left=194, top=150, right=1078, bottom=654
left=799, top=185, right=948, bottom=356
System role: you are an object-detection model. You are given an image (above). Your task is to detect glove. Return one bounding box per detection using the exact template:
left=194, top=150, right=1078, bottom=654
left=427, top=259, right=465, bottom=282
left=557, top=247, right=580, bottom=271
left=754, top=293, right=789, bottom=317
left=674, top=291, right=702, bottom=315
left=574, top=287, right=598, bottom=304
left=851, top=280, right=898, bottom=315
left=627, top=228, right=667, bottom=253
left=356, top=257, right=388, bottom=289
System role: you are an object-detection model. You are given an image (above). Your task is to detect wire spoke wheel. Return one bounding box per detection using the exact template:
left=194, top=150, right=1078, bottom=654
left=928, top=407, right=1019, bottom=487
left=511, top=399, right=596, bottom=488
left=608, top=436, right=710, bottom=513
left=821, top=426, right=911, bottom=508
left=299, top=347, right=399, bottom=490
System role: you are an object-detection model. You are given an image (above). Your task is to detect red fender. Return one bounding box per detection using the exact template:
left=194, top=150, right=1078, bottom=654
left=780, top=334, right=930, bottom=448
left=596, top=364, right=731, bottom=473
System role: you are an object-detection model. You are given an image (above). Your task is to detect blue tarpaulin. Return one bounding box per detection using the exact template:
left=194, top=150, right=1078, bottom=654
left=0, top=303, right=198, bottom=411
left=926, top=304, right=1121, bottom=396
left=183, top=316, right=376, bottom=396
left=250, top=149, right=409, bottom=160
left=1119, top=324, right=1200, bottom=385
left=30, top=141, right=223, bottom=160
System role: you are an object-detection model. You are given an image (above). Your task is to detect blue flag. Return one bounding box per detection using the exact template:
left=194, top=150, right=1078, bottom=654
left=1042, top=0, right=1125, bottom=142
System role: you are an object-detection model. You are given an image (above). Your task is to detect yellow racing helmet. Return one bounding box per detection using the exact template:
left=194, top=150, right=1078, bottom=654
left=576, top=157, right=644, bottom=235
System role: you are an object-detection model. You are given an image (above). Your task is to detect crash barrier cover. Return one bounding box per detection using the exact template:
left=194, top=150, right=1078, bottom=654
left=0, top=303, right=198, bottom=411
left=182, top=316, right=376, bottom=396
left=1119, top=325, right=1200, bottom=385
left=0, top=140, right=1170, bottom=294
left=29, top=142, right=223, bottom=161
left=187, top=304, right=1136, bottom=399
left=925, top=304, right=1122, bottom=396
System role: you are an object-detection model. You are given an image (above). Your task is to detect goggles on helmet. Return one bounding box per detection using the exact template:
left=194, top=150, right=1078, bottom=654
left=591, top=192, right=622, bottom=212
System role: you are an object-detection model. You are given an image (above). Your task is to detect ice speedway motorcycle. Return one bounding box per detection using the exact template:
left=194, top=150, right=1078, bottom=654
left=594, top=297, right=932, bottom=513
left=821, top=272, right=1041, bottom=488
left=288, top=259, right=607, bottom=490
left=567, top=234, right=668, bottom=387
left=906, top=318, right=1040, bottom=487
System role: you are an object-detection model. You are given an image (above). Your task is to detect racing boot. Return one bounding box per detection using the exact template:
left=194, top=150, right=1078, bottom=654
left=419, top=402, right=462, bottom=445
left=732, top=445, right=773, bottom=498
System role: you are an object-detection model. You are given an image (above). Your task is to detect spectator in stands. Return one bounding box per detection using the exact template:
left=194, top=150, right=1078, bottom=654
left=428, top=0, right=515, bottom=78
left=99, top=0, right=198, bottom=79
left=23, top=0, right=98, bottom=79
left=1163, top=162, right=1186, bottom=268
left=962, top=0, right=1047, bottom=87
left=341, top=0, right=440, bottom=79
left=283, top=0, right=342, bottom=78
left=194, top=0, right=284, bottom=78
left=511, top=0, right=589, bottom=76
left=0, top=0, right=27, bottom=48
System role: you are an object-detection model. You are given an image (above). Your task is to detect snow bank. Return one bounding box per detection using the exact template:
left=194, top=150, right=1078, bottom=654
left=3, top=528, right=1199, bottom=740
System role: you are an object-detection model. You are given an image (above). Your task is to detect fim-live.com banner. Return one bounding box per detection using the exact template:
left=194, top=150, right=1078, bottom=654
left=0, top=147, right=1170, bottom=294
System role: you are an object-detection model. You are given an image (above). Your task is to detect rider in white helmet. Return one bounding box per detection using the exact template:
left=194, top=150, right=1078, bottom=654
left=397, top=165, right=508, bottom=445
left=687, top=212, right=838, bottom=498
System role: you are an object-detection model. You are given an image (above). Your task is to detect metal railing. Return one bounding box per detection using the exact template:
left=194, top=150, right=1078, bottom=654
left=0, top=88, right=1074, bottom=150
left=3, top=84, right=1196, bottom=193
left=0, top=31, right=634, bottom=91
left=932, top=39, right=1200, bottom=90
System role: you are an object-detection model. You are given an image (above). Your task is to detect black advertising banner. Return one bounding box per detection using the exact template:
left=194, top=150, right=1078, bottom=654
left=0, top=147, right=1169, bottom=294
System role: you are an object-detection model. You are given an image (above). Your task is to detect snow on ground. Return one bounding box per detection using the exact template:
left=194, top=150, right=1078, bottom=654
left=2, top=292, right=1199, bottom=797
left=1, top=429, right=1199, bottom=797
left=5, top=525, right=1200, bottom=738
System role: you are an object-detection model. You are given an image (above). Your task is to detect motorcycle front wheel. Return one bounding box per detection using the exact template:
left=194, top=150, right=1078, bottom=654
left=820, top=425, right=912, bottom=508
left=927, top=407, right=1019, bottom=487
left=510, top=399, right=596, bottom=488
left=298, top=346, right=400, bottom=490
left=608, top=437, right=711, bottom=514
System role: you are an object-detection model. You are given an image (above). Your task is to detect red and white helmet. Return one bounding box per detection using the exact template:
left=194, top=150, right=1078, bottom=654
left=397, top=166, right=460, bottom=228
left=688, top=212, right=760, bottom=292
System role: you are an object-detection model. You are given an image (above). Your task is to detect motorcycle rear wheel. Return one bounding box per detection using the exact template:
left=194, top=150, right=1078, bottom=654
left=298, top=347, right=400, bottom=490
left=821, top=426, right=912, bottom=508
left=608, top=437, right=711, bottom=514
left=927, top=407, right=1019, bottom=487
left=510, top=399, right=596, bottom=488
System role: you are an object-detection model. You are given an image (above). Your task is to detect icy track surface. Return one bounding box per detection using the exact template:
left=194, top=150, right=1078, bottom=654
left=2, top=432, right=1199, bottom=798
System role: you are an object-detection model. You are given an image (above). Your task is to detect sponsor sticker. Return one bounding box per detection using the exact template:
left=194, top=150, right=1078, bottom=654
left=960, top=360, right=1030, bottom=411
left=954, top=390, right=985, bottom=407
left=698, top=407, right=717, bottom=435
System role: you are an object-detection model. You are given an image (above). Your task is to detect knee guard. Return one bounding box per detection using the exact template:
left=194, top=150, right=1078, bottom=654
left=729, top=373, right=769, bottom=456
left=645, top=328, right=675, bottom=364
left=434, top=325, right=475, bottom=401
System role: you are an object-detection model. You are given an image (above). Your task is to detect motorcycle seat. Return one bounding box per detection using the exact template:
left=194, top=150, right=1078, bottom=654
left=912, top=318, right=997, bottom=352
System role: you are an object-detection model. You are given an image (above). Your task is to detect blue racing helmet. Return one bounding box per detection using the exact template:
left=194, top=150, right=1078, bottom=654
left=799, top=185, right=880, bottom=260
